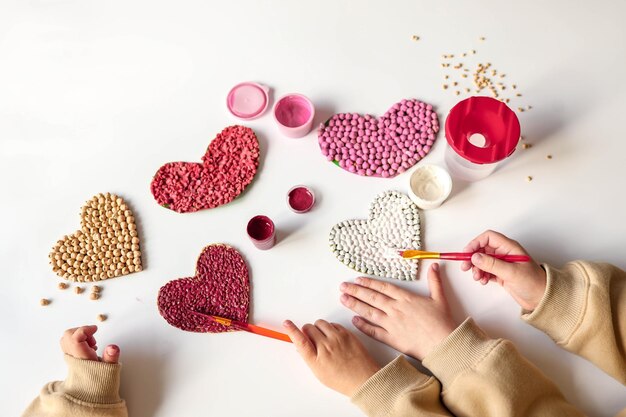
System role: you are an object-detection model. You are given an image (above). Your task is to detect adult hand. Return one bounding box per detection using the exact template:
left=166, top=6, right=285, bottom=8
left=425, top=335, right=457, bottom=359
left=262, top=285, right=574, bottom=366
left=283, top=319, right=380, bottom=396
left=461, top=230, right=547, bottom=311
left=60, top=325, right=120, bottom=364
left=340, top=263, right=457, bottom=361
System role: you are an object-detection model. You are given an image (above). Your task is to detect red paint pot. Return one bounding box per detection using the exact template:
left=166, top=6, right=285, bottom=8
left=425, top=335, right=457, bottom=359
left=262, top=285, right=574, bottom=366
left=287, top=185, right=315, bottom=213
left=246, top=215, right=276, bottom=250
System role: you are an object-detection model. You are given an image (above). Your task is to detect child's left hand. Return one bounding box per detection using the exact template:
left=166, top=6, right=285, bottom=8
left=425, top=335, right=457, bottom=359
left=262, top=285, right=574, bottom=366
left=60, top=325, right=120, bottom=364
left=283, top=319, right=381, bottom=396
left=340, top=263, right=458, bottom=360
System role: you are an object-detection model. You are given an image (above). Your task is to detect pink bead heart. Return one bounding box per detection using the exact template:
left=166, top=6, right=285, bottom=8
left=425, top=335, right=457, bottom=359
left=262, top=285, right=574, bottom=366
left=150, top=125, right=260, bottom=213
left=157, top=244, right=250, bottom=333
left=318, top=99, right=439, bottom=178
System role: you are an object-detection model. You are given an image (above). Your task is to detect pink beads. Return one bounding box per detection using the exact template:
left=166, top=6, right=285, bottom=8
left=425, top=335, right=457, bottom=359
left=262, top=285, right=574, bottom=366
left=318, top=99, right=439, bottom=178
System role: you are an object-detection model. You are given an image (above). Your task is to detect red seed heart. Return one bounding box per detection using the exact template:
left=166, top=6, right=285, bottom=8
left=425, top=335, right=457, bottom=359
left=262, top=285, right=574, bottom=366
left=150, top=125, right=260, bottom=213
left=157, top=244, right=250, bottom=332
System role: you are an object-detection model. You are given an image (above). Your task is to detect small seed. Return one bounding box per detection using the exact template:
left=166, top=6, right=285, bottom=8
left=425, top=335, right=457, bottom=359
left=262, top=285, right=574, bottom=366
left=97, top=314, right=107, bottom=322
left=74, top=286, right=84, bottom=294
left=522, top=143, right=532, bottom=149
left=442, top=84, right=448, bottom=90
left=479, top=36, right=486, bottom=41
left=411, top=35, right=420, bottom=41
left=455, top=90, right=460, bottom=96
left=90, top=293, right=100, bottom=300
left=92, top=285, right=102, bottom=293
left=546, top=154, right=553, bottom=160
left=516, top=93, right=522, bottom=97
left=58, top=282, right=68, bottom=290
left=40, top=298, right=50, bottom=306
left=453, top=81, right=458, bottom=86
left=517, top=107, right=525, bottom=112
left=471, top=49, right=476, bottom=54
left=526, top=176, right=533, bottom=182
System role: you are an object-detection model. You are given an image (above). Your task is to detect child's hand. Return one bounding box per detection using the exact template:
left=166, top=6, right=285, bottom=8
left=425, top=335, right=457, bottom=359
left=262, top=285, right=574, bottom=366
left=340, top=263, right=457, bottom=361
left=461, top=230, right=547, bottom=311
left=282, top=319, right=381, bottom=396
left=60, top=325, right=120, bottom=364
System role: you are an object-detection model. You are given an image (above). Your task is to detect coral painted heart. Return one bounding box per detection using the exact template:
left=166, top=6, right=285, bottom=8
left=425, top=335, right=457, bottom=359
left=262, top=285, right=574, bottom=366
left=329, top=191, right=421, bottom=280
left=48, top=193, right=142, bottom=282
left=318, top=99, right=439, bottom=178
left=157, top=244, right=250, bottom=332
left=151, top=125, right=260, bottom=213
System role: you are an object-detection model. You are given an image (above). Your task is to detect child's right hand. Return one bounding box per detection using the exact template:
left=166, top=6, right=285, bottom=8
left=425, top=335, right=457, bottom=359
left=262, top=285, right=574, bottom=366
left=461, top=230, right=547, bottom=311
left=282, top=319, right=381, bottom=397
left=60, top=325, right=120, bottom=364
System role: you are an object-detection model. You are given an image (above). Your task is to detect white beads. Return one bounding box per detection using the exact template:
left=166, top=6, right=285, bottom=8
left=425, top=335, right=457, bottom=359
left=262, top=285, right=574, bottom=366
left=329, top=190, right=421, bottom=280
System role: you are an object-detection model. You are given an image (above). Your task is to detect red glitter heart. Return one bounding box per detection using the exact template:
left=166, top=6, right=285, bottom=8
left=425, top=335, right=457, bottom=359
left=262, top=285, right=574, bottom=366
left=157, top=244, right=250, bottom=333
left=150, top=125, right=260, bottom=213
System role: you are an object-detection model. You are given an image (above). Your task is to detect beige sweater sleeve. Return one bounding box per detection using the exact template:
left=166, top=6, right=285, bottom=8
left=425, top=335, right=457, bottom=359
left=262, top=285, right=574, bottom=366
left=422, top=318, right=584, bottom=417
left=522, top=261, right=626, bottom=383
left=351, top=355, right=453, bottom=416
left=22, top=355, right=128, bottom=417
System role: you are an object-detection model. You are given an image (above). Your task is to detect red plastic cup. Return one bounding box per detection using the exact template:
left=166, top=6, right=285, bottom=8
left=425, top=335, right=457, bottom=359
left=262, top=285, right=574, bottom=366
left=287, top=185, right=315, bottom=213
left=246, top=215, right=276, bottom=250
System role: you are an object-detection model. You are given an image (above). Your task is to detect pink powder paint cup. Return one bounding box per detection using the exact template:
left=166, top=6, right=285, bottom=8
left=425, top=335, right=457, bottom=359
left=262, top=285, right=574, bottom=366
left=273, top=94, right=315, bottom=138
left=287, top=185, right=315, bottom=213
left=246, top=215, right=276, bottom=250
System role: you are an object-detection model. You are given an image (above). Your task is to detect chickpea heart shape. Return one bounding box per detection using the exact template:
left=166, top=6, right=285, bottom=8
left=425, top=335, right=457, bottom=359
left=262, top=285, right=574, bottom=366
left=318, top=99, right=439, bottom=178
left=157, top=244, right=250, bottom=333
left=329, top=191, right=421, bottom=281
left=150, top=125, right=260, bottom=213
left=48, top=193, right=143, bottom=282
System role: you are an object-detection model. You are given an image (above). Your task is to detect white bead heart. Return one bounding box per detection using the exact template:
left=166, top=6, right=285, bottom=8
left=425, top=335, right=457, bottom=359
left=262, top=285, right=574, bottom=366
left=329, top=190, right=421, bottom=280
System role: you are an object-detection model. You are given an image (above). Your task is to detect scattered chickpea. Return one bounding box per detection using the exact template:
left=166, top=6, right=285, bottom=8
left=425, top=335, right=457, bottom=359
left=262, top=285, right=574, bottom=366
left=74, top=286, right=84, bottom=294
left=92, top=285, right=102, bottom=293
left=526, top=176, right=533, bottom=182
left=442, top=84, right=448, bottom=90
left=40, top=298, right=50, bottom=306
left=97, top=314, right=107, bottom=322
left=90, top=293, right=100, bottom=300
left=58, top=282, right=68, bottom=290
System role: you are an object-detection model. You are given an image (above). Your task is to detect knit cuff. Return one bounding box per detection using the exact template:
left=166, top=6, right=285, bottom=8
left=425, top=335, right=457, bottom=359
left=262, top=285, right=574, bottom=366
left=521, top=263, right=589, bottom=344
left=351, top=355, right=431, bottom=417
left=422, top=318, right=498, bottom=389
left=62, top=354, right=122, bottom=404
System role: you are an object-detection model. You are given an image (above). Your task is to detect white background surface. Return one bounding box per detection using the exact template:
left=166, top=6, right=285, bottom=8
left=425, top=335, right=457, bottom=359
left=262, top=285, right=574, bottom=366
left=1, top=1, right=625, bottom=416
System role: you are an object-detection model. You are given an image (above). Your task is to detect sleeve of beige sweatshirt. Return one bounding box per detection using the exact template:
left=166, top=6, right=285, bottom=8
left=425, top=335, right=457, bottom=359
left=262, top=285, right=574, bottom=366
left=21, top=355, right=128, bottom=417
left=522, top=261, right=626, bottom=384
left=351, top=355, right=454, bottom=417
left=352, top=319, right=584, bottom=417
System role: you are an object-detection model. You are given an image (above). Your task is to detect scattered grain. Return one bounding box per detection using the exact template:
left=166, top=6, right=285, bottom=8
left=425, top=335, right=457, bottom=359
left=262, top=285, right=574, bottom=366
left=40, top=298, right=50, bottom=306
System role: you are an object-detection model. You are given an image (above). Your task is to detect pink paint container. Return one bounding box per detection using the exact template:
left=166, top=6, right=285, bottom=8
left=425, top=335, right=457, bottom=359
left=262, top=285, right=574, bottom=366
left=273, top=94, right=315, bottom=138
left=227, top=82, right=270, bottom=120
left=246, top=215, right=276, bottom=250
left=287, top=185, right=315, bottom=213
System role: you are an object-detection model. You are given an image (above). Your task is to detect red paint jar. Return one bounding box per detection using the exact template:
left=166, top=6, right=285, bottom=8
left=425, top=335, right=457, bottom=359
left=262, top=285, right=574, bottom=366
left=287, top=185, right=315, bottom=213
left=246, top=215, right=276, bottom=250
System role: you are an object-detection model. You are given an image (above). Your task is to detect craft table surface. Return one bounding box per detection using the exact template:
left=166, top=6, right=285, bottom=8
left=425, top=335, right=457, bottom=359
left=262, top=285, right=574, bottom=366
left=1, top=1, right=625, bottom=416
